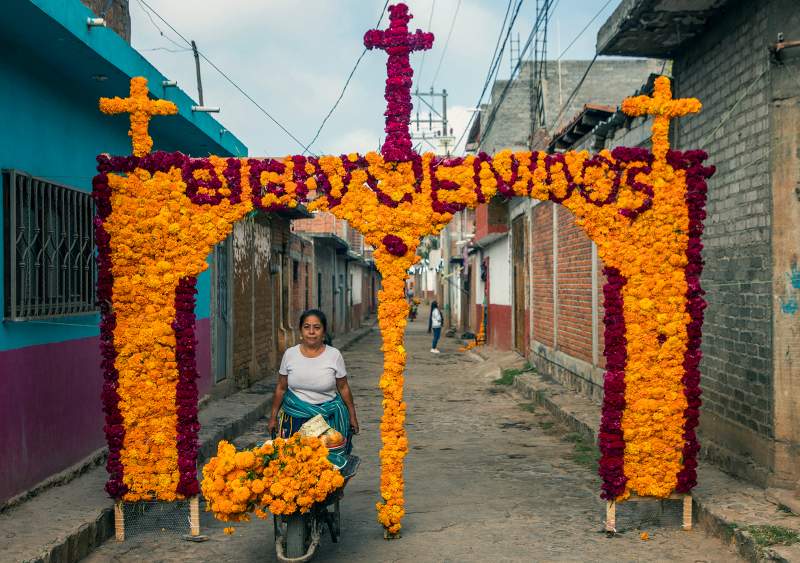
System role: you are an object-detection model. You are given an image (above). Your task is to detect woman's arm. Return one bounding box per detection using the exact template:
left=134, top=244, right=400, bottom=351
left=267, top=374, right=289, bottom=437
left=336, top=377, right=359, bottom=434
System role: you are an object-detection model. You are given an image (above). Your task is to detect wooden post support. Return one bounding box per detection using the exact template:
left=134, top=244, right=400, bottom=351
left=114, top=501, right=125, bottom=542
left=682, top=494, right=693, bottom=531
left=190, top=496, right=200, bottom=536
left=605, top=500, right=616, bottom=533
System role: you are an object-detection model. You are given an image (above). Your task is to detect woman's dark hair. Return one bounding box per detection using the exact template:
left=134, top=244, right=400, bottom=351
left=299, top=309, right=332, bottom=345
left=428, top=301, right=439, bottom=333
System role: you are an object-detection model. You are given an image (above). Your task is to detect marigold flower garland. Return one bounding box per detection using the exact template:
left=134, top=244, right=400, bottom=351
left=96, top=73, right=712, bottom=534
left=201, top=435, right=344, bottom=531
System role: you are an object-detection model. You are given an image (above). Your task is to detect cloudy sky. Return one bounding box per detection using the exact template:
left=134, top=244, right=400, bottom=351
left=129, top=0, right=619, bottom=157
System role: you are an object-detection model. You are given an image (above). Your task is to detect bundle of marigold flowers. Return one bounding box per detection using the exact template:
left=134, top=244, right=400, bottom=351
left=201, top=434, right=345, bottom=527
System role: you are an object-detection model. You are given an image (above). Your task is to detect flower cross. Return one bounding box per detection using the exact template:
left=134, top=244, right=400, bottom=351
left=99, top=76, right=177, bottom=157
left=364, top=3, right=434, bottom=162
left=621, top=76, right=701, bottom=161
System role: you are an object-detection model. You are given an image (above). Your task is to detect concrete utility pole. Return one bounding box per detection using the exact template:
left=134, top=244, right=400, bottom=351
left=411, top=88, right=456, bottom=155
left=191, top=40, right=204, bottom=105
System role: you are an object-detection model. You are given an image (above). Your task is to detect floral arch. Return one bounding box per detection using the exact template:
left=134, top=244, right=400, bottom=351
left=94, top=4, right=713, bottom=537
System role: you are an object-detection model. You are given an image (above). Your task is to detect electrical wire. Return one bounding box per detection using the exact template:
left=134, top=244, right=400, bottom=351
left=554, top=0, right=613, bottom=61
left=453, top=0, right=527, bottom=151
left=430, top=0, right=463, bottom=88
left=473, top=0, right=554, bottom=149
left=133, top=0, right=189, bottom=52
left=303, top=0, right=391, bottom=155
left=416, top=0, right=437, bottom=84
left=135, top=0, right=312, bottom=154
left=547, top=53, right=598, bottom=136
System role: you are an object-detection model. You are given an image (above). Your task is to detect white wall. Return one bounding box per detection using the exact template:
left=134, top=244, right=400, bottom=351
left=485, top=235, right=511, bottom=307
left=351, top=265, right=363, bottom=305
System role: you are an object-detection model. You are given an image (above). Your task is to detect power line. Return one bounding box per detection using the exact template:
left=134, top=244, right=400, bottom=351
left=135, top=0, right=312, bottom=154
left=554, top=0, right=613, bottom=61
left=454, top=0, right=527, bottom=151
left=545, top=0, right=620, bottom=135
left=547, top=53, right=598, bottom=135
left=304, top=0, right=391, bottom=155
left=133, top=0, right=190, bottom=52
left=416, top=0, right=437, bottom=84
left=140, top=47, right=192, bottom=53
left=430, top=0, right=463, bottom=87
left=475, top=0, right=555, bottom=149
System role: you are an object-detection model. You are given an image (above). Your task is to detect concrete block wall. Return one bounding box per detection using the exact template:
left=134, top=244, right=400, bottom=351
left=477, top=59, right=663, bottom=154
left=672, top=0, right=774, bottom=483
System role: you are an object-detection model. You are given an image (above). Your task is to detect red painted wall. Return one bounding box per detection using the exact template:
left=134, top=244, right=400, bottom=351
left=488, top=303, right=512, bottom=350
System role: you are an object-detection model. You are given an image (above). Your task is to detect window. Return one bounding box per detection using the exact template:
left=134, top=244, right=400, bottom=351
left=3, top=170, right=96, bottom=320
left=317, top=272, right=322, bottom=308
left=292, top=259, right=299, bottom=282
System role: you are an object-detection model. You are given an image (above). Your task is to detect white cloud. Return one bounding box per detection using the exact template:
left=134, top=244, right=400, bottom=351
left=130, top=0, right=613, bottom=157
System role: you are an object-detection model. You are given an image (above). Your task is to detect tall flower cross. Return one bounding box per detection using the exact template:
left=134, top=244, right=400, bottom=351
left=621, top=76, right=701, bottom=161
left=364, top=3, right=434, bottom=162
left=99, top=76, right=177, bottom=157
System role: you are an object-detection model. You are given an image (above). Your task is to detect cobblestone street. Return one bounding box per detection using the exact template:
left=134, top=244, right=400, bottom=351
left=86, top=318, right=739, bottom=562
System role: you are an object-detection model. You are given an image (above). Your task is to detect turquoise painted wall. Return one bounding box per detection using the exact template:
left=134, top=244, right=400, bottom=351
left=0, top=1, right=245, bottom=352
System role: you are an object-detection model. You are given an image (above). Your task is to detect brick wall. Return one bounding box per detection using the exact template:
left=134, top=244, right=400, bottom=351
left=532, top=202, right=554, bottom=347
left=231, top=215, right=276, bottom=390
left=672, top=0, right=774, bottom=480
left=80, top=0, right=131, bottom=42
left=556, top=208, right=593, bottom=364
left=293, top=212, right=338, bottom=235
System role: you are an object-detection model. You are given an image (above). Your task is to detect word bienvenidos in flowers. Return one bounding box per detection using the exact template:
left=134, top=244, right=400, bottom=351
left=94, top=2, right=714, bottom=536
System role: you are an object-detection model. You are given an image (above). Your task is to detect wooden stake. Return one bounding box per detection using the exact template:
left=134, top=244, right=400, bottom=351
left=114, top=501, right=125, bottom=542
left=190, top=496, right=200, bottom=536
left=682, top=494, right=693, bottom=531
left=605, top=500, right=616, bottom=533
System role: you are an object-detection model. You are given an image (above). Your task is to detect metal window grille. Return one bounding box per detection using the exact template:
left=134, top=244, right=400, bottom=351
left=3, top=169, right=97, bottom=320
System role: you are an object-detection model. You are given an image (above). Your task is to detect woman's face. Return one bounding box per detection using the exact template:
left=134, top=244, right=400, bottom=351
left=301, top=315, right=325, bottom=347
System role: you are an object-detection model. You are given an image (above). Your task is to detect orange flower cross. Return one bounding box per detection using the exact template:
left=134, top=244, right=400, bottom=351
left=99, top=76, right=177, bottom=156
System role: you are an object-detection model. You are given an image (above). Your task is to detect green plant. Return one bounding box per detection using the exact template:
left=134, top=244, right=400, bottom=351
left=745, top=525, right=800, bottom=547
left=494, top=368, right=522, bottom=385
left=518, top=402, right=537, bottom=413
left=563, top=433, right=600, bottom=470
left=493, top=364, right=535, bottom=386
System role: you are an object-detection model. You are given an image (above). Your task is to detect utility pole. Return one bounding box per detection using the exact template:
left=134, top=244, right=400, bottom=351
left=410, top=88, right=456, bottom=155
left=529, top=0, right=550, bottom=149
left=191, top=40, right=204, bottom=105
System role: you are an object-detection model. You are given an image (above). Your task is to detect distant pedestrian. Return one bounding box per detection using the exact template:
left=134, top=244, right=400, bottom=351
left=428, top=301, right=443, bottom=354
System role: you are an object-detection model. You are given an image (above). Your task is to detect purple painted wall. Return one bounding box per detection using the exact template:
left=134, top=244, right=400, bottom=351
left=0, top=336, right=103, bottom=503
left=0, top=318, right=213, bottom=504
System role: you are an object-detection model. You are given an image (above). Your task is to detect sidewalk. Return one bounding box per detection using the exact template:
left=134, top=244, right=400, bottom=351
left=0, top=322, right=375, bottom=563
left=471, top=346, right=800, bottom=563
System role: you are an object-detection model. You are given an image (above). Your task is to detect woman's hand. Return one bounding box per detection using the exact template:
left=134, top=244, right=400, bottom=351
left=349, top=415, right=360, bottom=435
left=267, top=416, right=278, bottom=438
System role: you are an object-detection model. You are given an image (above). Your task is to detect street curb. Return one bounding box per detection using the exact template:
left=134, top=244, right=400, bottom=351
left=9, top=322, right=377, bottom=563
left=502, top=364, right=798, bottom=563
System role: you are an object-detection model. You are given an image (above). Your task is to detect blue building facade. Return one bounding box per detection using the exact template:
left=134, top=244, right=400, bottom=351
left=0, top=0, right=246, bottom=504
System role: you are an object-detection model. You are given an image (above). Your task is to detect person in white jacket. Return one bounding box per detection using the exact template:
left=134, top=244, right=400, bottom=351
left=428, top=301, right=443, bottom=354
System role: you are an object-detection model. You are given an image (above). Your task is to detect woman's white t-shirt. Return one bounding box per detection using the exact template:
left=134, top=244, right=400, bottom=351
left=431, top=308, right=443, bottom=329
left=279, top=344, right=347, bottom=404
